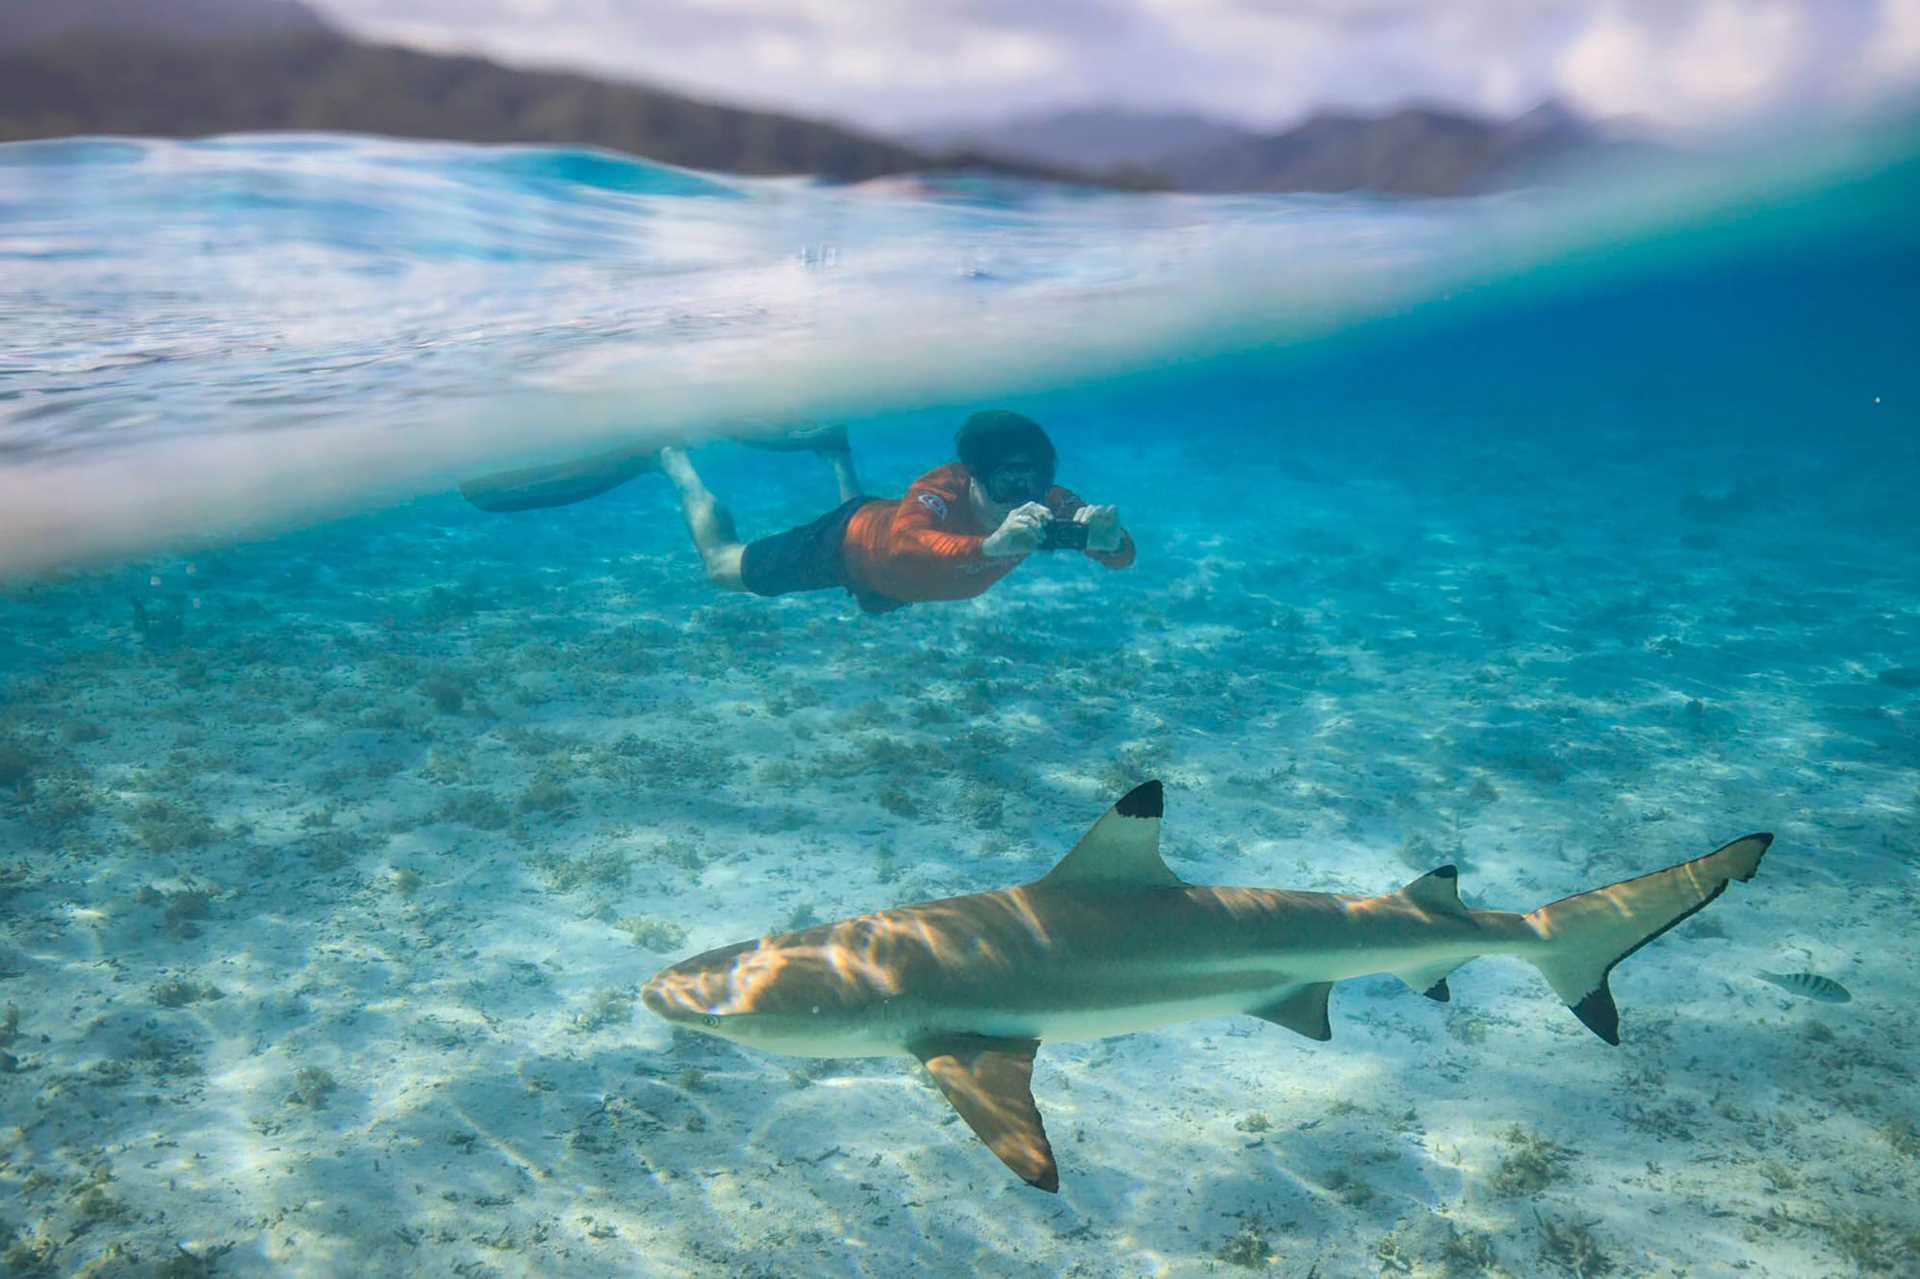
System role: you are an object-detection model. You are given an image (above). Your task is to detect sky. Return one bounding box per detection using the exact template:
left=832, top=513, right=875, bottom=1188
left=313, top=0, right=1920, bottom=136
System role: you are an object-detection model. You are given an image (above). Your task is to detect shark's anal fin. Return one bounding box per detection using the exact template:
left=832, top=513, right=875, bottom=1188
left=1250, top=982, right=1334, bottom=1041
left=912, top=1035, right=1058, bottom=1193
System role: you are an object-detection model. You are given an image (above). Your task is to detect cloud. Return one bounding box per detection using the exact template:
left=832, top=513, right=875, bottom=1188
left=1555, top=0, right=1883, bottom=130
left=312, top=0, right=1920, bottom=132
left=1864, top=0, right=1920, bottom=99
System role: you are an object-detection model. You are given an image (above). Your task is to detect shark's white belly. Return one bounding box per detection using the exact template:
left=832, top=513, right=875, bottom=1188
left=742, top=980, right=1300, bottom=1058
left=969, top=999, right=1265, bottom=1044
left=930, top=982, right=1299, bottom=1045
left=906, top=940, right=1489, bottom=1046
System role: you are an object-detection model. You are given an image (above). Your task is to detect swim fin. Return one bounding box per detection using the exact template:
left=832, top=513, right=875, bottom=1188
left=458, top=445, right=659, bottom=513
left=733, top=424, right=850, bottom=455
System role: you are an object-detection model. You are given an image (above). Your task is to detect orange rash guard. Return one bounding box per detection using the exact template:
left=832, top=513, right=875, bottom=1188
left=841, top=462, right=1136, bottom=606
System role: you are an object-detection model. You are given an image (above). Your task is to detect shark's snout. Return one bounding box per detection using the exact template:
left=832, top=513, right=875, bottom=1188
left=642, top=955, right=740, bottom=1029
left=643, top=937, right=769, bottom=1028
left=641, top=969, right=715, bottom=1024
left=639, top=976, right=676, bottom=1020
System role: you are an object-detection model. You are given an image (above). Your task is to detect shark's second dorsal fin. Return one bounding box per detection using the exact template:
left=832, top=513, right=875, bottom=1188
left=1041, top=780, right=1182, bottom=888
left=1399, top=864, right=1467, bottom=916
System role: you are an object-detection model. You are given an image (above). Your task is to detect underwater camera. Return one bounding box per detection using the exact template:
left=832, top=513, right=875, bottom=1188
left=1039, top=519, right=1090, bottom=551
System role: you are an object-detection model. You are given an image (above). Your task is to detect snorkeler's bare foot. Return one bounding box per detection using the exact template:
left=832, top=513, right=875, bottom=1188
left=658, top=445, right=704, bottom=496
left=459, top=445, right=659, bottom=513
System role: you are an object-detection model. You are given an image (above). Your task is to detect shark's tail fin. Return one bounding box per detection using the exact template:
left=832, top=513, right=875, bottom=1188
left=1522, top=833, right=1771, bottom=1044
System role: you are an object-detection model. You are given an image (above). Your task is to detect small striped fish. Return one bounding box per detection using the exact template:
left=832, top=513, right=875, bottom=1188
left=1757, top=970, right=1852, bottom=1003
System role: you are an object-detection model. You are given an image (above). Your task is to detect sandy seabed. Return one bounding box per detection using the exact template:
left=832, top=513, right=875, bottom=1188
left=1, top=429, right=1916, bottom=1277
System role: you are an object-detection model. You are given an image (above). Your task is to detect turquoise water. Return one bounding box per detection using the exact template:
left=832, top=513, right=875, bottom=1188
left=0, top=126, right=1917, bottom=1275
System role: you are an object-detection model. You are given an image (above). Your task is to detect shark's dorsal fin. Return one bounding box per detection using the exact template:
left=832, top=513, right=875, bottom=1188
left=1399, top=864, right=1467, bottom=916
left=912, top=1035, right=1058, bottom=1192
left=1250, top=982, right=1333, bottom=1041
left=1041, top=781, right=1181, bottom=888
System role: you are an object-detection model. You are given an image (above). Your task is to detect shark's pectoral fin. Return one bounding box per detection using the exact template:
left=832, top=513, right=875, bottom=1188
left=1250, top=982, right=1334, bottom=1041
left=912, top=1035, right=1059, bottom=1193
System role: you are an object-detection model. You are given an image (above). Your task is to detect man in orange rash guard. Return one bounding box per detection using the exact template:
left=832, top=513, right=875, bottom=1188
left=656, top=410, right=1135, bottom=614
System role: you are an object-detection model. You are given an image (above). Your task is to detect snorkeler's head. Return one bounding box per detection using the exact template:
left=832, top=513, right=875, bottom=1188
left=956, top=410, right=1056, bottom=505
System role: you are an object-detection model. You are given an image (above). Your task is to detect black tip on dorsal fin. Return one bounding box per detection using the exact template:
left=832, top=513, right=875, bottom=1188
left=1423, top=979, right=1451, bottom=1003
left=1114, top=779, right=1163, bottom=819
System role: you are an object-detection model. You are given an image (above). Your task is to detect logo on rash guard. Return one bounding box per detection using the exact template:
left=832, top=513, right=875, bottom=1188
left=916, top=493, right=949, bottom=520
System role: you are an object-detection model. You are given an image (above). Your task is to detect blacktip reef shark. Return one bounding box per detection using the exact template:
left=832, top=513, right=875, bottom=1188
left=642, top=781, right=1770, bottom=1192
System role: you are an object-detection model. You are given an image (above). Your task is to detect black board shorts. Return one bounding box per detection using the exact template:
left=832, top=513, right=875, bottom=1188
left=739, top=497, right=905, bottom=613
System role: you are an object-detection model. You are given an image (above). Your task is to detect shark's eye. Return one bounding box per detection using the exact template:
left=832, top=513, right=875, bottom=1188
left=703, top=1014, right=719, bottom=1028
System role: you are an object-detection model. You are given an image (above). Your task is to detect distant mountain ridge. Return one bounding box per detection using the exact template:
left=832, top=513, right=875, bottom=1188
left=0, top=0, right=333, bottom=53
left=1165, top=100, right=1612, bottom=195
left=1, top=9, right=1645, bottom=194
left=911, top=108, right=1257, bottom=173
left=911, top=100, right=1647, bottom=195
left=0, top=18, right=1093, bottom=185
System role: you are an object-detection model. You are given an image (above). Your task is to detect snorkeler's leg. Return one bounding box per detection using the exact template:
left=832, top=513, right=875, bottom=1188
left=732, top=422, right=859, bottom=498
left=825, top=448, right=863, bottom=502
left=659, top=447, right=748, bottom=590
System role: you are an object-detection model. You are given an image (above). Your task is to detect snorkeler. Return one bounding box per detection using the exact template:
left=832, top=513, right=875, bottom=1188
left=662, top=410, right=1134, bottom=614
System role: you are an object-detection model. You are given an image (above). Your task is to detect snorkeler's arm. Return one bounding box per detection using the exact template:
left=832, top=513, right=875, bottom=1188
left=883, top=475, right=991, bottom=568
left=1051, top=488, right=1136, bottom=568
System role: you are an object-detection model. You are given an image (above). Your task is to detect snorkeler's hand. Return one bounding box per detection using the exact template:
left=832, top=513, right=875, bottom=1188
left=982, top=502, right=1050, bottom=557
left=1074, top=504, right=1122, bottom=553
